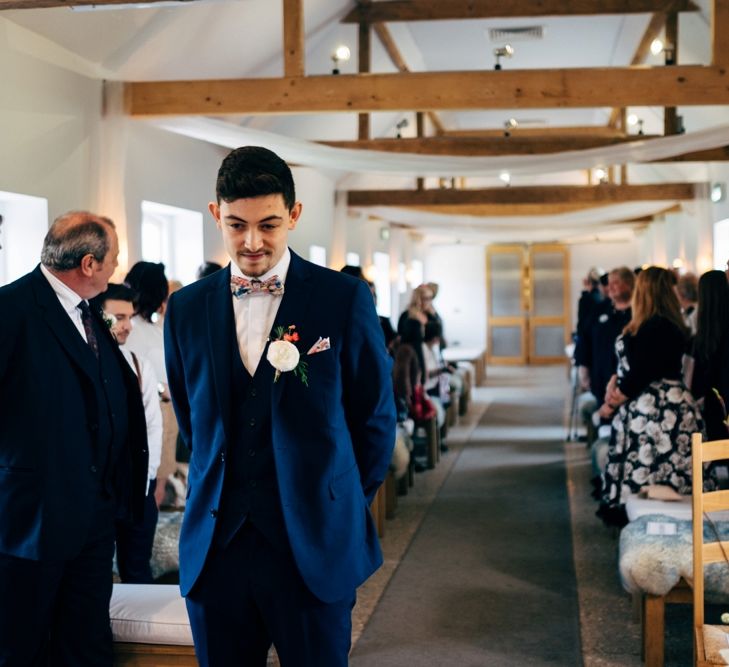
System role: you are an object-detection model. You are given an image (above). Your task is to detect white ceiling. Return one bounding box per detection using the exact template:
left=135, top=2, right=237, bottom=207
left=2, top=0, right=722, bottom=243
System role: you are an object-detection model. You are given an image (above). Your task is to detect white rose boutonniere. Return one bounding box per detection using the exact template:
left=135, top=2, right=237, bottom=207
left=267, top=325, right=309, bottom=386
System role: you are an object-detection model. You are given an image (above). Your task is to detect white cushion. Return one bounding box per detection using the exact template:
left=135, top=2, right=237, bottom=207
left=625, top=494, right=729, bottom=522
left=110, top=584, right=193, bottom=646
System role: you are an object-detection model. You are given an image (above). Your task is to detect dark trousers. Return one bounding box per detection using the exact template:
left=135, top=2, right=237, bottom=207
left=186, top=523, right=355, bottom=667
left=0, top=496, right=116, bottom=667
left=115, top=479, right=158, bottom=584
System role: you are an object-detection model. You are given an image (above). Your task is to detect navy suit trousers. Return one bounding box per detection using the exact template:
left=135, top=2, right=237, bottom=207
left=0, top=495, right=116, bottom=667
left=185, top=523, right=355, bottom=667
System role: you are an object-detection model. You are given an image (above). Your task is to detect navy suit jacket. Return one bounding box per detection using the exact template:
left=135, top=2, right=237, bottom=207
left=0, top=266, right=149, bottom=561
left=164, top=251, right=396, bottom=602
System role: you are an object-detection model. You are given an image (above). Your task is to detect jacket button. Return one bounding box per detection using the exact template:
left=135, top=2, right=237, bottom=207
left=220, top=451, right=226, bottom=463
left=249, top=388, right=257, bottom=397
left=90, top=465, right=97, bottom=473
left=248, top=449, right=256, bottom=457
left=249, top=480, right=257, bottom=488
left=210, top=508, right=218, bottom=518
left=249, top=418, right=256, bottom=427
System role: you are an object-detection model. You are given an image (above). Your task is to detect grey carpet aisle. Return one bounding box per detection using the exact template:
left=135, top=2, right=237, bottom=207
left=350, top=367, right=583, bottom=666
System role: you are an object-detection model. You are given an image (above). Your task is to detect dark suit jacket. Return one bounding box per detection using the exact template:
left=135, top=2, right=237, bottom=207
left=165, top=251, right=396, bottom=602
left=0, top=266, right=149, bottom=561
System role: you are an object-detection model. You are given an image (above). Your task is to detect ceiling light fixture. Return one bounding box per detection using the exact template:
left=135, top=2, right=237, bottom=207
left=493, top=44, right=514, bottom=70
left=499, top=171, right=511, bottom=186
left=395, top=118, right=409, bottom=138
left=711, top=183, right=726, bottom=203
left=503, top=117, right=518, bottom=137
left=331, top=44, right=351, bottom=75
left=593, top=167, right=608, bottom=184
left=650, top=38, right=664, bottom=56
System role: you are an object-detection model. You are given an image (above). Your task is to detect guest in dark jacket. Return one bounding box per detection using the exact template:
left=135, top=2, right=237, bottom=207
left=392, top=318, right=424, bottom=419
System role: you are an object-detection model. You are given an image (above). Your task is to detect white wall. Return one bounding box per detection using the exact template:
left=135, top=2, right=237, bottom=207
left=424, top=244, right=487, bottom=349
left=0, top=17, right=101, bottom=221
left=288, top=167, right=336, bottom=263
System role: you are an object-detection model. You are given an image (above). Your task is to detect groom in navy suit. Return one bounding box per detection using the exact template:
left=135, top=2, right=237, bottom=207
left=164, top=146, right=396, bottom=666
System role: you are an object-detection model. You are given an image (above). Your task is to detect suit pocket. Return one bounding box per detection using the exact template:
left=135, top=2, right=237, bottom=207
left=329, top=462, right=359, bottom=500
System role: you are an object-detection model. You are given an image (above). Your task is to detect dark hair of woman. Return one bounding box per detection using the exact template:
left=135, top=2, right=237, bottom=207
left=400, top=317, right=425, bottom=376
left=124, top=261, right=169, bottom=322
left=695, top=270, right=729, bottom=363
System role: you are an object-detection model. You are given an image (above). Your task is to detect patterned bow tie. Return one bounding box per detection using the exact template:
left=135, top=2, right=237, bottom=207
left=230, top=274, right=284, bottom=298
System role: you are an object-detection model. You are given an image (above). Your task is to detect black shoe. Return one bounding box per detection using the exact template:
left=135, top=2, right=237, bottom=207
left=440, top=443, right=449, bottom=453
left=414, top=461, right=427, bottom=473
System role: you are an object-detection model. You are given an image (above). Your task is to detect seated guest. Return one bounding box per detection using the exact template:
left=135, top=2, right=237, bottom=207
left=676, top=272, right=699, bottom=334
left=690, top=270, right=729, bottom=440
left=92, top=283, right=163, bottom=583
left=397, top=284, right=434, bottom=336
left=423, top=321, right=450, bottom=450
left=574, top=267, right=634, bottom=446
left=597, top=266, right=705, bottom=526
left=392, top=318, right=424, bottom=420
left=195, top=261, right=223, bottom=280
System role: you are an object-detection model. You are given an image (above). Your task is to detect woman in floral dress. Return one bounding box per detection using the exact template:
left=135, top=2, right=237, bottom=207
left=596, top=266, right=704, bottom=526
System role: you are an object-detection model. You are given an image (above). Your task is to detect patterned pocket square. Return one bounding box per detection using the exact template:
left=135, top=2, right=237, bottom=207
left=307, top=337, right=331, bottom=355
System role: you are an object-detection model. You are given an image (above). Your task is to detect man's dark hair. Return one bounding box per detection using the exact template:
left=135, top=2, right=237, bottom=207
left=196, top=261, right=223, bottom=280
left=41, top=212, right=114, bottom=271
left=90, top=283, right=136, bottom=312
left=216, top=146, right=296, bottom=210
left=340, top=265, right=365, bottom=281
left=124, top=261, right=168, bottom=322
left=424, top=320, right=443, bottom=342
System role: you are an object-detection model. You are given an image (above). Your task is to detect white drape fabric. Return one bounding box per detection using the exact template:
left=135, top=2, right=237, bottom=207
left=150, top=117, right=729, bottom=178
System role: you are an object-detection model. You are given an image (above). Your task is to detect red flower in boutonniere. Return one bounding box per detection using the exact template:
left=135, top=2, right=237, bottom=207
left=267, top=325, right=309, bottom=386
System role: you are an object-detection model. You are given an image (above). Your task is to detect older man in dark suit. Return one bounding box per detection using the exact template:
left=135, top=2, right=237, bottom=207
left=0, top=211, right=148, bottom=665
left=165, top=147, right=396, bottom=666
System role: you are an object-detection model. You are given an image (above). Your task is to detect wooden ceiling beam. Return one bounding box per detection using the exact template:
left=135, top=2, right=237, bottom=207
left=713, top=0, right=729, bottom=65
left=444, top=126, right=629, bottom=138
left=651, top=146, right=729, bottom=161
left=371, top=22, right=445, bottom=134
left=282, top=0, right=305, bottom=78
left=347, top=183, right=701, bottom=207
left=321, top=134, right=661, bottom=155
left=341, top=0, right=699, bottom=23
left=408, top=203, right=605, bottom=216
left=125, top=65, right=729, bottom=116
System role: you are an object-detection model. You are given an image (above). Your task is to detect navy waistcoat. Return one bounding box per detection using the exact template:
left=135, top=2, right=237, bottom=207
left=214, top=322, right=288, bottom=550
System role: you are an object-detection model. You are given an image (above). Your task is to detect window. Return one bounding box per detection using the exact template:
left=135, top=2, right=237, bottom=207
left=714, top=218, right=729, bottom=270
left=345, top=251, right=360, bottom=266
left=309, top=245, right=327, bottom=267
left=141, top=201, right=203, bottom=285
left=398, top=262, right=407, bottom=294
left=372, top=251, right=391, bottom=317
left=409, top=259, right=424, bottom=288
left=0, top=191, right=48, bottom=286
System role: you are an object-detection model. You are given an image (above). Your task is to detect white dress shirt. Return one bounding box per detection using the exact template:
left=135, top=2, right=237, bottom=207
left=40, top=264, right=88, bottom=342
left=231, top=248, right=291, bottom=375
left=120, top=347, right=163, bottom=490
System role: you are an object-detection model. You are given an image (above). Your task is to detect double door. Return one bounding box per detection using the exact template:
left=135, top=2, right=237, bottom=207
left=486, top=244, right=571, bottom=365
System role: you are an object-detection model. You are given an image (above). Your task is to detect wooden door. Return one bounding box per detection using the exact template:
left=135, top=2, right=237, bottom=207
left=486, top=244, right=571, bottom=365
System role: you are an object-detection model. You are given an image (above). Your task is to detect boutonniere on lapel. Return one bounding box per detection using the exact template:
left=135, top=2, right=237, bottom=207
left=102, top=312, right=117, bottom=330
left=267, top=325, right=309, bottom=386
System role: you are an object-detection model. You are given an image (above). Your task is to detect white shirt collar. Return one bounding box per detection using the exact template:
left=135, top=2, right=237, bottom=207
left=230, top=247, right=291, bottom=283
left=40, top=264, right=86, bottom=314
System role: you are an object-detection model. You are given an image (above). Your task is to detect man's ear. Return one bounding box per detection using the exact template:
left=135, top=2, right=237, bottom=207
left=288, top=202, right=303, bottom=230
left=79, top=254, right=95, bottom=277
left=209, top=202, right=221, bottom=229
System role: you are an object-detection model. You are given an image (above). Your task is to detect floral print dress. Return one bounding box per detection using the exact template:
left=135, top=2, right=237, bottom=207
left=601, top=321, right=706, bottom=514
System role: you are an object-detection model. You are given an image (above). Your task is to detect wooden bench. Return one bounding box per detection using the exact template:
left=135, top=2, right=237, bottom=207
left=620, top=498, right=729, bottom=667
left=442, top=347, right=486, bottom=387
left=111, top=584, right=196, bottom=666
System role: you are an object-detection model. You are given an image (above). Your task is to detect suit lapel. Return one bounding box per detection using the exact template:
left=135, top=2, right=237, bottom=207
left=207, top=267, right=235, bottom=442
left=31, top=266, right=98, bottom=382
left=270, top=250, right=314, bottom=406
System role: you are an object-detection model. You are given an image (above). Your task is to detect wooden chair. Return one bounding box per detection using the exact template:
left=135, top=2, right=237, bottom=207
left=692, top=433, right=729, bottom=666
